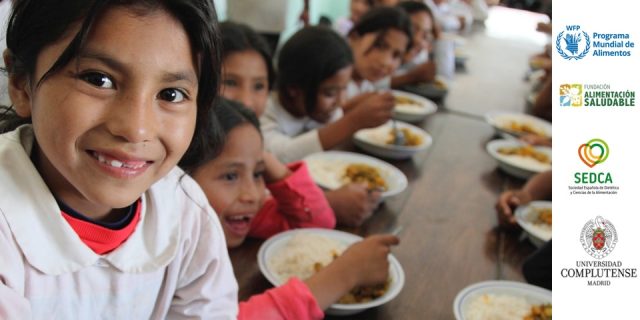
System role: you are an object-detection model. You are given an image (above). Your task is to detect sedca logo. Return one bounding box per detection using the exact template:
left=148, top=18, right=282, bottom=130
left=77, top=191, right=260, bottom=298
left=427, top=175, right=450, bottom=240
left=570, top=138, right=619, bottom=195
left=578, top=138, right=609, bottom=168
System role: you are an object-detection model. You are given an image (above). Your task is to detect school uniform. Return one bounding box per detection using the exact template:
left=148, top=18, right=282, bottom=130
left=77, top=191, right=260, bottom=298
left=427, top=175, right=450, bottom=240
left=261, top=95, right=343, bottom=163
left=346, top=79, right=376, bottom=99
left=0, top=125, right=238, bottom=319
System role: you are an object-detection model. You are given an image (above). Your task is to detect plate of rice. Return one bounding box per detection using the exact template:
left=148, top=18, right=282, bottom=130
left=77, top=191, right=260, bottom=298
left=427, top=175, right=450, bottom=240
left=486, top=139, right=552, bottom=179
left=392, top=90, right=438, bottom=122
left=515, top=201, right=552, bottom=248
left=453, top=280, right=552, bottom=320
left=484, top=111, right=552, bottom=140
left=353, top=120, right=433, bottom=160
left=303, top=151, right=408, bottom=198
left=258, top=228, right=405, bottom=316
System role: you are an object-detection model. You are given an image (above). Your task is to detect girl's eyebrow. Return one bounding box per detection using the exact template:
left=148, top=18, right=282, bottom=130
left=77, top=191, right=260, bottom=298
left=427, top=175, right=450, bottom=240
left=77, top=51, right=197, bottom=86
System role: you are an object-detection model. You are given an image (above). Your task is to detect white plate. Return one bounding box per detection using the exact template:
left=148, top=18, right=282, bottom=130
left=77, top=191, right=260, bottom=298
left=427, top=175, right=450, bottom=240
left=515, top=201, right=552, bottom=248
left=453, top=280, right=551, bottom=320
left=486, top=139, right=552, bottom=179
left=484, top=111, right=552, bottom=140
left=353, top=121, right=433, bottom=160
left=392, top=90, right=438, bottom=122
left=304, top=151, right=408, bottom=198
left=258, top=228, right=405, bottom=316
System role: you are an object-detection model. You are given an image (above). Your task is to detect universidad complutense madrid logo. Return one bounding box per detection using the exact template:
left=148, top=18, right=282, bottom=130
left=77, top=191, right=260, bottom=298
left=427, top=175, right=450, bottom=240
left=557, top=25, right=590, bottom=60
left=578, top=138, right=609, bottom=168
left=581, top=216, right=618, bottom=259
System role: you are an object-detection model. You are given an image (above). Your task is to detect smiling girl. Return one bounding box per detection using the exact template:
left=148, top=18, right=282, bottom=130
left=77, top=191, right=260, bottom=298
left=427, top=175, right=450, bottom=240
left=181, top=98, right=399, bottom=320
left=0, top=0, right=237, bottom=318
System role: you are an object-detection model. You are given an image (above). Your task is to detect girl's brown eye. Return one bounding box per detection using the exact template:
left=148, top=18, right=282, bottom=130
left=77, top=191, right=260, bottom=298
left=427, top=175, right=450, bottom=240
left=158, top=88, right=186, bottom=103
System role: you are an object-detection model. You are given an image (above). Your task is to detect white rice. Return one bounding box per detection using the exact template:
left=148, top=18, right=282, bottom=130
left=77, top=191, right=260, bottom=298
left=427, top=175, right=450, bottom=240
left=465, top=293, right=530, bottom=320
left=269, top=233, right=347, bottom=283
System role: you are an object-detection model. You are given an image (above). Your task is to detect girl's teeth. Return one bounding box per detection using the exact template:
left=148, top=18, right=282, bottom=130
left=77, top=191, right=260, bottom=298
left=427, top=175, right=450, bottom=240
left=95, top=153, right=143, bottom=169
left=110, top=160, right=124, bottom=168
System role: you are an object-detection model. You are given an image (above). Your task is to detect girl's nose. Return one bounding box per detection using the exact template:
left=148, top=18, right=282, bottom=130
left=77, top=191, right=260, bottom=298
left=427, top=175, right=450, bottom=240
left=239, top=179, right=261, bottom=203
left=106, top=92, right=155, bottom=143
left=239, top=89, right=255, bottom=111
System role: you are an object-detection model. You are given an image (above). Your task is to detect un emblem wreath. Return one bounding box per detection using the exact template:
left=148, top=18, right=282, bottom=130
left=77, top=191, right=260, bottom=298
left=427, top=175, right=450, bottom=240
left=557, top=31, right=591, bottom=60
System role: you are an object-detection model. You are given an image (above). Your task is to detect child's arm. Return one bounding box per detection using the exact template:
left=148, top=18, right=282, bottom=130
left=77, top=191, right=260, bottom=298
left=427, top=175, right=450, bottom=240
left=317, top=92, right=395, bottom=150
left=495, top=170, right=552, bottom=227
left=261, top=114, right=325, bottom=163
left=249, top=159, right=336, bottom=239
left=324, top=183, right=382, bottom=227
left=391, top=61, right=437, bottom=88
left=304, top=234, right=399, bottom=309
left=238, top=277, right=324, bottom=320
left=341, top=91, right=376, bottom=113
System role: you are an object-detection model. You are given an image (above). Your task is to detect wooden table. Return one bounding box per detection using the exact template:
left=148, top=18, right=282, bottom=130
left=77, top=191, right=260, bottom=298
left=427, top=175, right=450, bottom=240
left=229, top=7, right=549, bottom=320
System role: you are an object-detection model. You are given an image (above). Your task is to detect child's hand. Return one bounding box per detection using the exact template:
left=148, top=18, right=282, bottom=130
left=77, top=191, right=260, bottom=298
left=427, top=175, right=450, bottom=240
left=336, top=234, right=400, bottom=287
left=495, top=190, right=532, bottom=227
left=304, top=234, right=399, bottom=309
left=325, top=183, right=381, bottom=227
left=262, top=151, right=291, bottom=183
left=347, top=92, right=395, bottom=129
left=410, top=62, right=437, bottom=83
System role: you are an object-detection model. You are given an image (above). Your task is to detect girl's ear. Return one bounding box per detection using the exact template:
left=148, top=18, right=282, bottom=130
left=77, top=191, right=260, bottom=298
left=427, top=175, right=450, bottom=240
left=4, top=49, right=32, bottom=117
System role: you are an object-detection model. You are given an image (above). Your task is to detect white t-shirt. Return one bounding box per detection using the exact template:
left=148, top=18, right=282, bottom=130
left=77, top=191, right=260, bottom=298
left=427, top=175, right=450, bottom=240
left=0, top=125, right=238, bottom=319
left=346, top=79, right=376, bottom=99
left=260, top=94, right=343, bottom=163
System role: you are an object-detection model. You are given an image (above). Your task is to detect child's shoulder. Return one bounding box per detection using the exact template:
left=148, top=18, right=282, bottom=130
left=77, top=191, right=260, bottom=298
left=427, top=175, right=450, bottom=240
left=149, top=167, right=212, bottom=215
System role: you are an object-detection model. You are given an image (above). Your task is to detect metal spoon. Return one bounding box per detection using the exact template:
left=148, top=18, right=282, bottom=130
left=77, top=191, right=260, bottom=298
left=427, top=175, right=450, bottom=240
left=391, top=119, right=406, bottom=146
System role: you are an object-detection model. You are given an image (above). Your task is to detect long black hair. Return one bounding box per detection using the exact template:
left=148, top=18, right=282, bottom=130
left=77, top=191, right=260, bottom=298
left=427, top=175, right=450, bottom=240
left=349, top=6, right=413, bottom=52
left=276, top=26, right=353, bottom=116
left=0, top=0, right=224, bottom=157
left=220, top=21, right=275, bottom=89
left=179, top=97, right=260, bottom=173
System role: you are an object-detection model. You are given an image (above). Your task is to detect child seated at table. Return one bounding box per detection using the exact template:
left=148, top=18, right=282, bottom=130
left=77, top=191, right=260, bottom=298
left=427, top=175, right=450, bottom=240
left=334, top=0, right=374, bottom=37
left=260, top=26, right=392, bottom=164
left=219, top=22, right=382, bottom=227
left=390, top=1, right=439, bottom=88
left=344, top=6, right=412, bottom=97
left=495, top=170, right=552, bottom=290
left=180, top=99, right=399, bottom=319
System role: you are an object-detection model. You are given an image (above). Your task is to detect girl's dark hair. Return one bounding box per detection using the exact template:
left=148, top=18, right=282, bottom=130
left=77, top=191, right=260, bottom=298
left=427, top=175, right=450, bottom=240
left=179, top=97, right=260, bottom=173
left=276, top=26, right=353, bottom=115
left=349, top=6, right=413, bottom=51
left=220, top=21, right=275, bottom=89
left=397, top=1, right=439, bottom=39
left=0, top=0, right=224, bottom=158
left=398, top=1, right=433, bottom=17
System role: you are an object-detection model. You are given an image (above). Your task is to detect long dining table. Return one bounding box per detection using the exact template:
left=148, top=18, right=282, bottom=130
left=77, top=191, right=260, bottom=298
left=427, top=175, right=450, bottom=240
left=228, top=7, right=551, bottom=320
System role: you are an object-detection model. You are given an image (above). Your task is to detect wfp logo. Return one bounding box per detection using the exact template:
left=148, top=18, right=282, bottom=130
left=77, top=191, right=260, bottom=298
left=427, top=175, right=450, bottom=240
left=559, top=84, right=583, bottom=106
left=556, top=25, right=591, bottom=60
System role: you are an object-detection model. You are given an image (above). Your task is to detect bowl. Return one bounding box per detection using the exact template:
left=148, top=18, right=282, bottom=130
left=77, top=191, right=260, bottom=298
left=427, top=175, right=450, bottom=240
left=453, top=280, right=552, bottom=320
left=399, top=76, right=449, bottom=100
left=515, top=201, right=552, bottom=248
left=258, top=228, right=405, bottom=316
left=304, top=151, right=408, bottom=198
left=392, top=90, right=438, bottom=123
left=486, top=139, right=552, bottom=179
left=484, top=111, right=552, bottom=140
left=353, top=121, right=433, bottom=160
